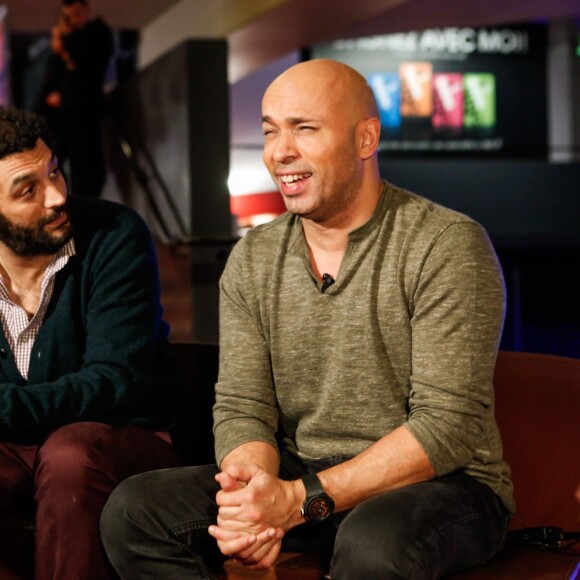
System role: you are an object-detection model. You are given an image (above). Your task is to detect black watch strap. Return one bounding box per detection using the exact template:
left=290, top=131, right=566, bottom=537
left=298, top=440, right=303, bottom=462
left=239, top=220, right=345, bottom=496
left=301, top=473, right=326, bottom=496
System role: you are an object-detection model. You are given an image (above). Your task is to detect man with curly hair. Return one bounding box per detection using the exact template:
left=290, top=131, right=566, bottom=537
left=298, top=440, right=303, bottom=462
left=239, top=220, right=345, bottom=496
left=0, top=106, right=183, bottom=580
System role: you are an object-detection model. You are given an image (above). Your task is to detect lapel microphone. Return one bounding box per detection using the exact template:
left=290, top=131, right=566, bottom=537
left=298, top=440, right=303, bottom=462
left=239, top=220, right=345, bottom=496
left=321, top=273, right=335, bottom=293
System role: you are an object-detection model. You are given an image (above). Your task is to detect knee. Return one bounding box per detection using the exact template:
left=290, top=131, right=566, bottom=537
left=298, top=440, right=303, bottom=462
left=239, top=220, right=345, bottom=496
left=101, top=465, right=220, bottom=571
left=101, top=471, right=157, bottom=532
left=331, top=500, right=420, bottom=580
left=35, top=425, right=103, bottom=490
left=100, top=471, right=160, bottom=561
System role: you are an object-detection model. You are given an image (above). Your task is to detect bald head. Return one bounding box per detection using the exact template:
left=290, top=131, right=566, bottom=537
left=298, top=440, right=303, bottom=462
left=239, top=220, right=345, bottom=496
left=264, top=59, right=379, bottom=124
left=261, top=59, right=382, bottom=227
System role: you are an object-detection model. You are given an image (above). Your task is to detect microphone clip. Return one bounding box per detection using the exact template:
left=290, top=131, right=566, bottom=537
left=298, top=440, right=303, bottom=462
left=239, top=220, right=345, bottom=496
left=321, top=273, right=335, bottom=293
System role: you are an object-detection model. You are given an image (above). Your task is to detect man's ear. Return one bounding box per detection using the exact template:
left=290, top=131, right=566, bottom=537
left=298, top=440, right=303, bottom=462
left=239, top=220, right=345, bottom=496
left=358, top=117, right=381, bottom=160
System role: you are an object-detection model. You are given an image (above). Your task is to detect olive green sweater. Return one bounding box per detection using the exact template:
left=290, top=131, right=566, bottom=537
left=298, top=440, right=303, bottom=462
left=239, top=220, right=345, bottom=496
left=214, top=182, right=514, bottom=513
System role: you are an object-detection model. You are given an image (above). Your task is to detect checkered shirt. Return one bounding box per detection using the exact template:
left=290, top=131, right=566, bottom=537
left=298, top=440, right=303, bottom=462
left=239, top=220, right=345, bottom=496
left=0, top=238, right=76, bottom=379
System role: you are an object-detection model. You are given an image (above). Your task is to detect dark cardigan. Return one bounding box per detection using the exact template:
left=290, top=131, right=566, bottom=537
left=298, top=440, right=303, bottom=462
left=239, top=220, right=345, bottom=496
left=0, top=196, right=175, bottom=443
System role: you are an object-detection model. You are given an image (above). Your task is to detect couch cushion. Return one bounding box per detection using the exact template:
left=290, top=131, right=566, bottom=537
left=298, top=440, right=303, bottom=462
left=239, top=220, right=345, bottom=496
left=493, top=351, right=580, bottom=532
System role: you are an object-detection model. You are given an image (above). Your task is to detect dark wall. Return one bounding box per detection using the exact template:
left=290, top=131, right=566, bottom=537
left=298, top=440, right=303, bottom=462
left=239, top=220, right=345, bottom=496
left=107, top=40, right=232, bottom=344
left=108, top=39, right=231, bottom=242
left=379, top=159, right=580, bottom=246
left=380, top=158, right=580, bottom=357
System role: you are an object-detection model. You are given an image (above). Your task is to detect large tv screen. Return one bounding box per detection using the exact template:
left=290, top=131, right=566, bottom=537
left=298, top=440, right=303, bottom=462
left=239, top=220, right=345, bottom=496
left=309, top=23, right=547, bottom=158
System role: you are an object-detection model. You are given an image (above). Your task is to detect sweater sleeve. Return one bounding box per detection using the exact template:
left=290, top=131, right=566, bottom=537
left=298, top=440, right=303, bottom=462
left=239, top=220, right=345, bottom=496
left=213, top=240, right=279, bottom=466
left=0, top=208, right=168, bottom=443
left=403, top=222, right=506, bottom=476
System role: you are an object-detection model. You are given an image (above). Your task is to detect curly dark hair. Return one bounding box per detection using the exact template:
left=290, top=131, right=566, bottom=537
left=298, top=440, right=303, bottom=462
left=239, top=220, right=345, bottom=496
left=0, top=106, right=56, bottom=161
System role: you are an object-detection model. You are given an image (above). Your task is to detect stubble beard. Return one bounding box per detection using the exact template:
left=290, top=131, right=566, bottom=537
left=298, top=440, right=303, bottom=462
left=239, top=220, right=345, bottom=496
left=0, top=206, right=72, bottom=256
left=284, top=145, right=361, bottom=225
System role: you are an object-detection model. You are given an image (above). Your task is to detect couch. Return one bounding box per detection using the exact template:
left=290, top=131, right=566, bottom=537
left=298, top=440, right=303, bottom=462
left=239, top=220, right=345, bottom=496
left=1, top=345, right=579, bottom=579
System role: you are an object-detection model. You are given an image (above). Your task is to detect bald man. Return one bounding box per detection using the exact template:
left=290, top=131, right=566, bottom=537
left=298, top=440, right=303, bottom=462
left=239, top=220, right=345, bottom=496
left=100, top=59, right=513, bottom=579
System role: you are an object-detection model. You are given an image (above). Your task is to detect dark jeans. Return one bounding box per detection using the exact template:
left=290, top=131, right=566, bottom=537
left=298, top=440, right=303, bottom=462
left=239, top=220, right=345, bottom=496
left=100, top=457, right=509, bottom=580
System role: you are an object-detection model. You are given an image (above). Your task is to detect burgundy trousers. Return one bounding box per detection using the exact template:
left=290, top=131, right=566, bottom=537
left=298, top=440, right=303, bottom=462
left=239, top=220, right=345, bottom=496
left=0, top=422, right=185, bottom=580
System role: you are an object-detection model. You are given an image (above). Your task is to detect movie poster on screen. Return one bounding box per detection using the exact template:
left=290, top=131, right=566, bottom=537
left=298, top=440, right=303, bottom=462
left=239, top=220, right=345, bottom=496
left=310, top=24, right=547, bottom=158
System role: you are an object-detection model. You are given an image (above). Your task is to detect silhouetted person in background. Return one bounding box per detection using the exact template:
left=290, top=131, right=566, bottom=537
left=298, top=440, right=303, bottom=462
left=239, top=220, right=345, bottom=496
left=51, top=0, right=113, bottom=197
left=32, top=23, right=69, bottom=164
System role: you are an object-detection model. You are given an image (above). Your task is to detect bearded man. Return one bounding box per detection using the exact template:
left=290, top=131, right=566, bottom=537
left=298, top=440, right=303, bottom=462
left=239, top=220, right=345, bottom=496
left=0, top=106, right=183, bottom=580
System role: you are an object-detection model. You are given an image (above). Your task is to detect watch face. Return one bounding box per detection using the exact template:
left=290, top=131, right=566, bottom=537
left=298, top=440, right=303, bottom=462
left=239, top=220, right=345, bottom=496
left=307, top=497, right=333, bottom=522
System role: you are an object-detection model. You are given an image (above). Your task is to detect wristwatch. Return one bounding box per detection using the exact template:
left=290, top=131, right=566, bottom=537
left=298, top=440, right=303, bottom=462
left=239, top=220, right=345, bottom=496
left=300, top=473, right=335, bottom=523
